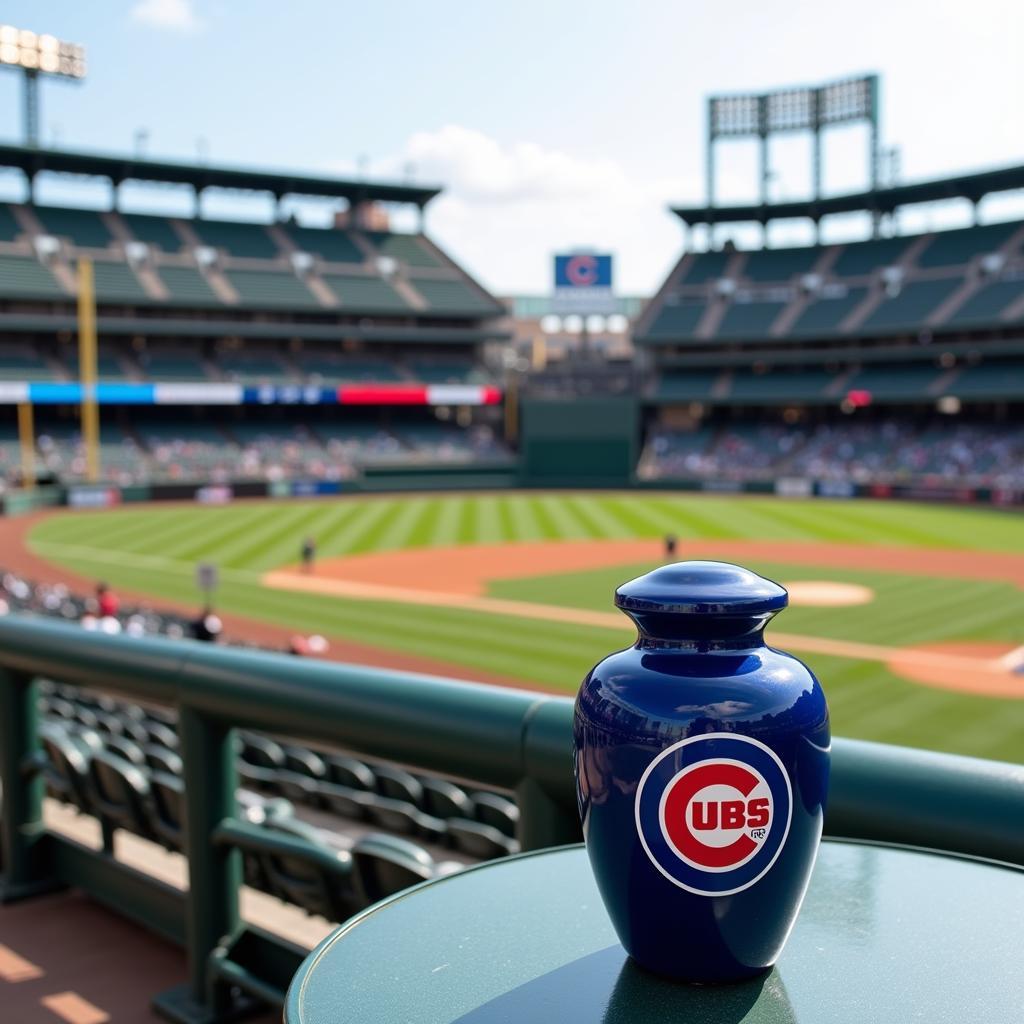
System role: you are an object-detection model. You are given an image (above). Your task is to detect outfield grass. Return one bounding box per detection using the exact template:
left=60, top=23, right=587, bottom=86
left=28, top=493, right=1024, bottom=762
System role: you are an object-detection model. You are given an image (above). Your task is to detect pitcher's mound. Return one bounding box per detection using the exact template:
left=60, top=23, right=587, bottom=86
left=784, top=581, right=875, bottom=607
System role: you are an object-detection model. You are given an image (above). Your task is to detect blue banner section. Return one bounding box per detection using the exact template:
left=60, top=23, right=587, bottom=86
left=243, top=385, right=338, bottom=405
left=554, top=253, right=613, bottom=289
left=28, top=383, right=82, bottom=404
left=289, top=480, right=343, bottom=497
left=97, top=383, right=157, bottom=404
left=28, top=383, right=157, bottom=404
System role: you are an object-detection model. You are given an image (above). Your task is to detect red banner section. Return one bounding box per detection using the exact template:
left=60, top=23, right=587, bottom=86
left=337, top=384, right=502, bottom=406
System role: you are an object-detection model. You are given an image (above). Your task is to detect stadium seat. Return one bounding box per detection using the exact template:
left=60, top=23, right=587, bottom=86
left=147, top=771, right=186, bottom=851
left=87, top=750, right=155, bottom=844
left=419, top=777, right=473, bottom=820
left=239, top=734, right=287, bottom=769
left=471, top=792, right=520, bottom=838
left=325, top=753, right=376, bottom=791
left=268, top=769, right=321, bottom=806
left=39, top=722, right=93, bottom=811
left=256, top=817, right=361, bottom=921
left=142, top=743, right=183, bottom=777
left=349, top=833, right=436, bottom=905
left=363, top=793, right=446, bottom=843
left=315, top=781, right=376, bottom=821
left=371, top=764, right=424, bottom=805
left=144, top=720, right=179, bottom=750
left=446, top=818, right=519, bottom=861
left=281, top=745, right=329, bottom=781
left=101, top=734, right=148, bottom=769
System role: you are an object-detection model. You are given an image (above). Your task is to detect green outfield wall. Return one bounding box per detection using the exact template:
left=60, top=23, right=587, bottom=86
left=519, top=398, right=638, bottom=487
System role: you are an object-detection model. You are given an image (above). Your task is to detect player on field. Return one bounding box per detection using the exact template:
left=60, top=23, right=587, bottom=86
left=301, top=536, right=316, bottom=573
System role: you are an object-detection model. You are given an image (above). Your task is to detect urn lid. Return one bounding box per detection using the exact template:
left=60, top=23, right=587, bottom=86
left=615, top=560, right=787, bottom=623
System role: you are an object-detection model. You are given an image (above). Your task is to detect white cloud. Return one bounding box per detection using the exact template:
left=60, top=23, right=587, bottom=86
left=130, top=0, right=204, bottom=32
left=326, top=125, right=695, bottom=295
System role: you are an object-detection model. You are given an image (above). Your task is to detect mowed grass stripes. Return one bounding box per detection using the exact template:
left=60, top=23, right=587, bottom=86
left=27, top=492, right=1024, bottom=763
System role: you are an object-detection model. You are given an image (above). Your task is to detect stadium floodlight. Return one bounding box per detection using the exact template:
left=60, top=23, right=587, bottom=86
left=0, top=24, right=87, bottom=146
left=706, top=74, right=879, bottom=209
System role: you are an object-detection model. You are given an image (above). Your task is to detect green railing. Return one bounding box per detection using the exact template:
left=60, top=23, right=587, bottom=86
left=1, top=615, right=1022, bottom=1023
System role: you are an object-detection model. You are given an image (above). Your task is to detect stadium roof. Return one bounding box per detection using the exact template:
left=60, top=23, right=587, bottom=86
left=0, top=143, right=442, bottom=207
left=672, top=163, right=1024, bottom=226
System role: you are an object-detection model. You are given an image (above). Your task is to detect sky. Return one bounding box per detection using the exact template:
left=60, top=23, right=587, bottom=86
left=0, top=0, right=1022, bottom=295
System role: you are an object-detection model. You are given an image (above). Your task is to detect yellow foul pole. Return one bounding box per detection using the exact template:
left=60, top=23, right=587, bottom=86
left=77, top=257, right=100, bottom=483
left=17, top=401, right=34, bottom=490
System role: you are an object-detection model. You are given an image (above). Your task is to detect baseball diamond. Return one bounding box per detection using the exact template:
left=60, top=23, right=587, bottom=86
left=12, top=491, right=1024, bottom=762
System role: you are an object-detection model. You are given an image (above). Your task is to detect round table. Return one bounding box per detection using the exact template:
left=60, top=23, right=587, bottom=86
left=286, top=840, right=1024, bottom=1023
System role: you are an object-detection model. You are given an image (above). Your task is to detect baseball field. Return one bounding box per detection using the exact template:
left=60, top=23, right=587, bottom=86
left=12, top=491, right=1024, bottom=763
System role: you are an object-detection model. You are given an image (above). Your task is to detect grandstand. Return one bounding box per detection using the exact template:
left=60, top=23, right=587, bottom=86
left=634, top=162, right=1024, bottom=491
left=0, top=144, right=510, bottom=489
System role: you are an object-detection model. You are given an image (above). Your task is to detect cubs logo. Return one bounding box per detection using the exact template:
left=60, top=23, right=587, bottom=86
left=635, top=733, right=792, bottom=896
left=565, top=254, right=598, bottom=286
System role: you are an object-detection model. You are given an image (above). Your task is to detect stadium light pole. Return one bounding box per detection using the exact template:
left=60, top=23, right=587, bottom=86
left=0, top=25, right=87, bottom=147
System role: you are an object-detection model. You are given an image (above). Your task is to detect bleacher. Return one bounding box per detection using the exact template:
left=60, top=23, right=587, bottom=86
left=643, top=301, right=706, bottom=340
left=0, top=345, right=59, bottom=380
left=223, top=268, right=319, bottom=309
left=153, top=264, right=220, bottom=304
left=33, top=204, right=113, bottom=248
left=190, top=217, right=281, bottom=259
left=138, top=346, right=213, bottom=380
left=790, top=287, right=868, bottom=335
left=0, top=199, right=504, bottom=320
left=860, top=279, right=961, bottom=333
left=120, top=211, right=184, bottom=251
left=91, top=259, right=150, bottom=302
left=654, top=370, right=720, bottom=400
left=947, top=278, right=1024, bottom=326
left=716, top=297, right=789, bottom=339
left=728, top=368, right=834, bottom=401
left=216, top=347, right=291, bottom=383
left=411, top=278, right=500, bottom=315
left=639, top=417, right=1024, bottom=487
left=283, top=224, right=365, bottom=264
left=0, top=203, right=22, bottom=241
left=742, top=245, right=819, bottom=282
left=321, top=273, right=410, bottom=311
left=295, top=354, right=403, bottom=383
left=367, top=232, right=443, bottom=268
left=0, top=253, right=64, bottom=297
left=635, top=218, right=1024, bottom=346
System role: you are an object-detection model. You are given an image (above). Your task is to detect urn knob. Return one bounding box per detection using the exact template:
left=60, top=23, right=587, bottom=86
left=615, top=560, right=788, bottom=645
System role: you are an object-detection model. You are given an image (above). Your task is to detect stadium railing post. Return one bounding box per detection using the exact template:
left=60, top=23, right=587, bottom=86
left=517, top=698, right=581, bottom=850
left=153, top=706, right=243, bottom=1023
left=0, top=669, right=65, bottom=902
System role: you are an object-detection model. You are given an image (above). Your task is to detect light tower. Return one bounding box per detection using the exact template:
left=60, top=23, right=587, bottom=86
left=0, top=25, right=86, bottom=147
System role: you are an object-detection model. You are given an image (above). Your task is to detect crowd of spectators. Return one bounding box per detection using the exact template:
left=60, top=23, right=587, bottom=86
left=639, top=418, right=1024, bottom=488
left=0, top=570, right=327, bottom=657
left=13, top=421, right=512, bottom=488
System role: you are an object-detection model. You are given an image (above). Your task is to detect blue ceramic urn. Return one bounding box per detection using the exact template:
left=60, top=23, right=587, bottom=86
left=573, top=560, right=830, bottom=982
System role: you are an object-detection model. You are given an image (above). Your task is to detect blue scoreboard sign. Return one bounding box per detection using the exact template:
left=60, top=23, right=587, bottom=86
left=554, top=253, right=612, bottom=288
left=552, top=252, right=615, bottom=314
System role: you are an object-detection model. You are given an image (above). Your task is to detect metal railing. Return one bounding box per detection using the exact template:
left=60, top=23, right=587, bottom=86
left=0, top=615, right=1022, bottom=1023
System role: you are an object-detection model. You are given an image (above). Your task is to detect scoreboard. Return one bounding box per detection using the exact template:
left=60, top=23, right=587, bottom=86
left=553, top=252, right=615, bottom=314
